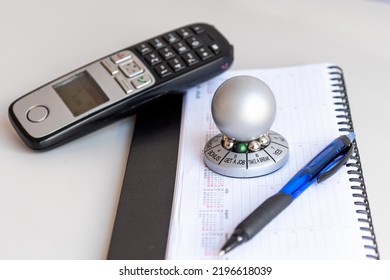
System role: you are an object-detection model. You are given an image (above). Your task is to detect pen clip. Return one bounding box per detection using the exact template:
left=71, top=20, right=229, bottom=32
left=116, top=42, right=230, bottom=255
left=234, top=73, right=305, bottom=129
left=316, top=143, right=354, bottom=184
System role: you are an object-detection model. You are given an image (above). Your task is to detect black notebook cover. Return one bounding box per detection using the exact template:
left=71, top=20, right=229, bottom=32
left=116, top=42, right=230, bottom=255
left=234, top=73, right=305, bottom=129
left=107, top=94, right=182, bottom=260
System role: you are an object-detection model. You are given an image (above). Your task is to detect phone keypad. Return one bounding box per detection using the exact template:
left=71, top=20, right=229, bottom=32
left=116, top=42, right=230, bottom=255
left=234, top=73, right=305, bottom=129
left=134, top=24, right=220, bottom=79
left=101, top=24, right=225, bottom=94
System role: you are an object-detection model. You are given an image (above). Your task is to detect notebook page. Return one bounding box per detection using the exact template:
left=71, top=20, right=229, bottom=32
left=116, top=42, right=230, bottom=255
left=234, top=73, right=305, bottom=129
left=166, top=64, right=367, bottom=259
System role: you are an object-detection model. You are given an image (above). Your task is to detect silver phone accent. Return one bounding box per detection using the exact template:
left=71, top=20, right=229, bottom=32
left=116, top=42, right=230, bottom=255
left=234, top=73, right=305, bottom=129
left=12, top=51, right=154, bottom=140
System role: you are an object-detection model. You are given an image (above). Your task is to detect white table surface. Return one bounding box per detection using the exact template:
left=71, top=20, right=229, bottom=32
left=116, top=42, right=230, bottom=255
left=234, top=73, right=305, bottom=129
left=1, top=0, right=389, bottom=259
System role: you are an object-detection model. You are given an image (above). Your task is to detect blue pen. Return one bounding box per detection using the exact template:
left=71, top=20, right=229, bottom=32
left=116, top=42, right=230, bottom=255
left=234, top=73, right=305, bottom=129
left=219, top=132, right=356, bottom=255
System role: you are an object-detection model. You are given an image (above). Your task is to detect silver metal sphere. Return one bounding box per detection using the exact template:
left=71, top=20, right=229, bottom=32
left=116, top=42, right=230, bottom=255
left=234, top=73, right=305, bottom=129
left=211, top=76, right=276, bottom=141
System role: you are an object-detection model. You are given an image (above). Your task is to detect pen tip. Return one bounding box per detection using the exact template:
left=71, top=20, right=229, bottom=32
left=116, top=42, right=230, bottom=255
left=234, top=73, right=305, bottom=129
left=219, top=232, right=245, bottom=256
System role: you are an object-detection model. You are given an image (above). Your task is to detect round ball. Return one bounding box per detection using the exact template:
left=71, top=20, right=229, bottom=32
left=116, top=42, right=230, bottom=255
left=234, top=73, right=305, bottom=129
left=211, top=76, right=276, bottom=141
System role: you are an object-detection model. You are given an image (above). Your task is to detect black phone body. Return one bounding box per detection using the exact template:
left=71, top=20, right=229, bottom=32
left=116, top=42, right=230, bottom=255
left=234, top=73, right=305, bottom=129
left=9, top=23, right=234, bottom=150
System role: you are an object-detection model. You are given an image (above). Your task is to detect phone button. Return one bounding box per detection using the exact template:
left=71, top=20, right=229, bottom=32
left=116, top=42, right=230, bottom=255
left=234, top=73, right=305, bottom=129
left=131, top=74, right=152, bottom=89
left=120, top=61, right=144, bottom=78
left=115, top=74, right=134, bottom=94
left=110, top=50, right=132, bottom=64
left=154, top=63, right=172, bottom=78
left=27, top=105, right=49, bottom=123
left=101, top=59, right=119, bottom=75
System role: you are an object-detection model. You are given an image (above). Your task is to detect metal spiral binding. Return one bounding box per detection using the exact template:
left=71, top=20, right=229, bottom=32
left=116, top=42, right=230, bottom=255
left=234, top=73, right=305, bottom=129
left=328, top=65, right=379, bottom=259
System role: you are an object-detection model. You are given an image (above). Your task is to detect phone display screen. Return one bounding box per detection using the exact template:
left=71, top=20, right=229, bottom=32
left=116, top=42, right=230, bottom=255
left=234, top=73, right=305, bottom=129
left=53, top=71, right=109, bottom=117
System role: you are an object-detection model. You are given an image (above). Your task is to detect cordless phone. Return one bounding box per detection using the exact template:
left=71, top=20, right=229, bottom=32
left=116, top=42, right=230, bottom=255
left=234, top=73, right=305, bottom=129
left=9, top=23, right=234, bottom=150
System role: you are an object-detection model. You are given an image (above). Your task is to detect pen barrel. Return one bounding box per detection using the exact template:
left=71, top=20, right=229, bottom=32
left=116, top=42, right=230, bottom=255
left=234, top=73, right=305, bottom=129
left=238, top=192, right=293, bottom=239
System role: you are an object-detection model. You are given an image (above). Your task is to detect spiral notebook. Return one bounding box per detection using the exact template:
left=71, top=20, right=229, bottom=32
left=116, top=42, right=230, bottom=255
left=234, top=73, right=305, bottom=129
left=108, top=63, right=379, bottom=260
left=165, top=63, right=379, bottom=259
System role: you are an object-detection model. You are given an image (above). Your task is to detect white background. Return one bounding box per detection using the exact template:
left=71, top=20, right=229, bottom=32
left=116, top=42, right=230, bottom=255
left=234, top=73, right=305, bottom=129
left=0, top=0, right=389, bottom=259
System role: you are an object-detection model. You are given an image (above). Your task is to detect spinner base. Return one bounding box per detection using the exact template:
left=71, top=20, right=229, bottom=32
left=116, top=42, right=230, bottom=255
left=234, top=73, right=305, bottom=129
left=203, top=131, right=289, bottom=178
